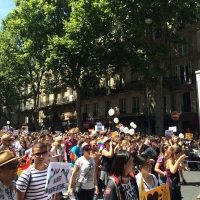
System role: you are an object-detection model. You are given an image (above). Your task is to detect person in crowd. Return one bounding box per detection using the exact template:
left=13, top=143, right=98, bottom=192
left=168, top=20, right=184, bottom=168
left=165, top=146, right=188, bottom=200
left=130, top=139, right=138, bottom=160
left=103, top=150, right=139, bottom=200
left=135, top=154, right=158, bottom=192
left=139, top=136, right=150, bottom=154
left=84, top=136, right=90, bottom=144
left=64, top=131, right=77, bottom=163
left=90, top=139, right=103, bottom=200
left=19, top=141, right=28, bottom=157
left=100, top=137, right=114, bottom=189
left=16, top=142, right=51, bottom=200
left=0, top=134, right=13, bottom=151
left=70, top=139, right=84, bottom=167
left=0, top=150, right=20, bottom=200
left=51, top=140, right=65, bottom=162
left=154, top=143, right=170, bottom=185
left=14, top=136, right=22, bottom=152
left=44, top=140, right=52, bottom=165
left=67, top=142, right=98, bottom=200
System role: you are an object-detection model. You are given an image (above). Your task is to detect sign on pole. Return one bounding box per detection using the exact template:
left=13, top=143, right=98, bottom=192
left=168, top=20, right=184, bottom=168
left=171, top=111, right=179, bottom=121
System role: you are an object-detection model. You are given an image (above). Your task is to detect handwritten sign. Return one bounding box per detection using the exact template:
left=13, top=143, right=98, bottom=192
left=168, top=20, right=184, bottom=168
left=185, top=133, right=193, bottom=139
left=145, top=184, right=170, bottom=200
left=45, top=162, right=71, bottom=197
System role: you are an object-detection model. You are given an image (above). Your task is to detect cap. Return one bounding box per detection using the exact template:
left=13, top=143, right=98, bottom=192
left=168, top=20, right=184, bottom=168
left=81, top=142, right=90, bottom=150
left=103, top=136, right=111, bottom=143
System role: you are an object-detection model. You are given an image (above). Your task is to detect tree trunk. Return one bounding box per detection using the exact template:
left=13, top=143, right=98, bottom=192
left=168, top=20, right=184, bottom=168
left=76, top=87, right=82, bottom=130
left=155, top=75, right=164, bottom=135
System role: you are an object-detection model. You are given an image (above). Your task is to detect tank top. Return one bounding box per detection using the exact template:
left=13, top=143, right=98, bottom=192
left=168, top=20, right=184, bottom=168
left=166, top=168, right=180, bottom=187
left=101, top=155, right=113, bottom=172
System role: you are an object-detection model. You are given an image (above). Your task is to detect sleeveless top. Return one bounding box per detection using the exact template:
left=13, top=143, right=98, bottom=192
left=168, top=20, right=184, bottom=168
left=166, top=168, right=180, bottom=187
left=101, top=155, right=113, bottom=172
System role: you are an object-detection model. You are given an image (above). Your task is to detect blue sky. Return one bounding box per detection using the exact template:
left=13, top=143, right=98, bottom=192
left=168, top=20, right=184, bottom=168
left=0, top=0, right=15, bottom=23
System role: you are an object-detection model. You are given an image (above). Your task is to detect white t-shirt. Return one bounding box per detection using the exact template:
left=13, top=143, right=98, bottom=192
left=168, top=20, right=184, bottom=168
left=50, top=146, right=65, bottom=162
left=16, top=166, right=51, bottom=200
left=14, top=141, right=22, bottom=150
left=75, top=156, right=95, bottom=190
left=136, top=173, right=158, bottom=192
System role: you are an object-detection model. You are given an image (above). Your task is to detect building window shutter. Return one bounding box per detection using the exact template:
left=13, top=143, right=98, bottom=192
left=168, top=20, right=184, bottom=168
left=190, top=91, right=197, bottom=112
left=175, top=93, right=181, bottom=112
left=166, top=95, right=171, bottom=114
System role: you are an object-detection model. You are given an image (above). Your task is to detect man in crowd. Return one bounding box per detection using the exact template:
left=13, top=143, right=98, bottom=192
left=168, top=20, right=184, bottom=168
left=64, top=131, right=77, bottom=163
left=0, top=134, right=13, bottom=151
left=0, top=150, right=20, bottom=200
left=16, top=142, right=51, bottom=200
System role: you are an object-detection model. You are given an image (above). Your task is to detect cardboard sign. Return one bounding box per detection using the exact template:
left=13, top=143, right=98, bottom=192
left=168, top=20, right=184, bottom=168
left=45, top=162, right=71, bottom=197
left=168, top=126, right=177, bottom=132
left=185, top=132, right=193, bottom=139
left=145, top=184, right=170, bottom=200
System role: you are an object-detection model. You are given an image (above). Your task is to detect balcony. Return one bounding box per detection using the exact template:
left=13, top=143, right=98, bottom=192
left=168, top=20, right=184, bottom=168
left=82, top=80, right=143, bottom=99
left=173, top=74, right=195, bottom=87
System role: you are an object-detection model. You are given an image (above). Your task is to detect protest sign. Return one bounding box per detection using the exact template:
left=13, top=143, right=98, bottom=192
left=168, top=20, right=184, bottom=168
left=145, top=184, right=170, bottom=200
left=165, top=130, right=173, bottom=137
left=185, top=132, right=193, bottom=139
left=45, top=162, right=71, bottom=197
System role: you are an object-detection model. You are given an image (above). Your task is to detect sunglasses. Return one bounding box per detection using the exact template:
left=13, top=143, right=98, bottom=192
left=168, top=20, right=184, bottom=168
left=7, top=162, right=20, bottom=169
left=33, top=151, right=47, bottom=157
left=4, top=139, right=12, bottom=142
left=84, top=148, right=91, bottom=152
left=92, top=144, right=97, bottom=147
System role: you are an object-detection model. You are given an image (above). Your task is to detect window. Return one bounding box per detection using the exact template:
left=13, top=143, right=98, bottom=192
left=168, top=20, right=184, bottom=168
left=120, top=99, right=126, bottom=114
left=177, top=37, right=188, bottom=57
left=105, top=101, right=111, bottom=115
left=175, top=62, right=192, bottom=84
left=163, top=96, right=166, bottom=114
left=93, top=103, right=98, bottom=116
left=132, top=97, right=139, bottom=113
left=182, top=92, right=191, bottom=112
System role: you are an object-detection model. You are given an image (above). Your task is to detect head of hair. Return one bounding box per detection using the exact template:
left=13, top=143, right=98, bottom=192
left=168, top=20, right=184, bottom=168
left=165, top=145, right=182, bottom=161
left=135, top=154, right=149, bottom=170
left=77, top=139, right=84, bottom=147
left=110, top=150, right=132, bottom=181
left=32, top=142, right=47, bottom=152
left=159, top=143, right=170, bottom=156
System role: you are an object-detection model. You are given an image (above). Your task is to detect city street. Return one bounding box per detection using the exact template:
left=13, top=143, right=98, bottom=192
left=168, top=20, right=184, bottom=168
left=63, top=169, right=200, bottom=200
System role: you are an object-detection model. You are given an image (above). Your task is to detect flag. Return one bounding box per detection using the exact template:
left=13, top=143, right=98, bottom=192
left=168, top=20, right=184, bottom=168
left=106, top=128, right=111, bottom=136
left=70, top=152, right=78, bottom=163
left=97, top=139, right=104, bottom=147
left=88, top=128, right=94, bottom=132
left=111, top=131, right=118, bottom=137
left=17, top=154, right=31, bottom=176
left=140, top=178, right=146, bottom=200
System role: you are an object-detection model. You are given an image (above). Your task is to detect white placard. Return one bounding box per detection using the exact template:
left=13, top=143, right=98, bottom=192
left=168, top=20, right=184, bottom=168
left=45, top=162, right=71, bottom=197
left=168, top=126, right=177, bottom=132
left=165, top=130, right=173, bottom=136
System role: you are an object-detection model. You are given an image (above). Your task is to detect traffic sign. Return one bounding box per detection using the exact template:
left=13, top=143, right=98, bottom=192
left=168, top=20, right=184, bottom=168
left=83, top=121, right=89, bottom=128
left=171, top=111, right=179, bottom=121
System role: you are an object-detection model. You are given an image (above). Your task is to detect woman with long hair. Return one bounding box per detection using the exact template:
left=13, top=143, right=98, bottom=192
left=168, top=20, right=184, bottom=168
left=135, top=154, right=158, bottom=192
left=154, top=143, right=170, bottom=185
left=67, top=142, right=98, bottom=200
left=165, top=146, right=188, bottom=200
left=103, top=150, right=139, bottom=200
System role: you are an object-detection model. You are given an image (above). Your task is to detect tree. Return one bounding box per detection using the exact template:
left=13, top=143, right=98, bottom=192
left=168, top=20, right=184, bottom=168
left=103, top=0, right=200, bottom=135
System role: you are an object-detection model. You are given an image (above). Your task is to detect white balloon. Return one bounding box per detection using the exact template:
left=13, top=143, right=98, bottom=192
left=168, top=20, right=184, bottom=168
left=129, top=128, right=135, bottom=135
left=123, top=127, right=129, bottom=134
left=7, top=121, right=10, bottom=125
left=179, top=133, right=184, bottom=139
left=130, top=122, right=135, bottom=127
left=133, top=124, right=137, bottom=129
left=113, top=118, right=119, bottom=123
left=119, top=126, right=124, bottom=132
left=108, top=108, right=115, bottom=116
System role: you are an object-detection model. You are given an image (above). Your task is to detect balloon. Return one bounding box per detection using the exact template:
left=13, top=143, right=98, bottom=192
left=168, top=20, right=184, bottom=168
left=133, top=124, right=137, bottom=129
left=123, top=127, right=129, bottom=134
left=130, top=122, right=135, bottom=127
left=119, top=126, right=124, bottom=132
left=108, top=108, right=115, bottom=116
left=7, top=121, right=10, bottom=125
left=113, top=118, right=119, bottom=123
left=129, top=129, right=135, bottom=135
left=179, top=133, right=184, bottom=139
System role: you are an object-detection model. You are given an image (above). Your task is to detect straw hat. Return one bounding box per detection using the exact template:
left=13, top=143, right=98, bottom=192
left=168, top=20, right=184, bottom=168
left=56, top=136, right=63, bottom=141
left=0, top=150, right=18, bottom=167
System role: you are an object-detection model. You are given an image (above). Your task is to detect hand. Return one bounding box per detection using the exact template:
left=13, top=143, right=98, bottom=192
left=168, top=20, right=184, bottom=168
left=179, top=154, right=188, bottom=162
left=95, top=186, right=99, bottom=195
left=67, top=188, right=73, bottom=196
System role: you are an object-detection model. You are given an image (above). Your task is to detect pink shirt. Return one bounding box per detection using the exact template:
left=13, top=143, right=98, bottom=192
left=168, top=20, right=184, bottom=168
left=64, top=138, right=77, bottom=155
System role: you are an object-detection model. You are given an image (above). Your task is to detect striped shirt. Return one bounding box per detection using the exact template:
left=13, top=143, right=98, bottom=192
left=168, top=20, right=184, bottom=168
left=16, top=166, right=51, bottom=200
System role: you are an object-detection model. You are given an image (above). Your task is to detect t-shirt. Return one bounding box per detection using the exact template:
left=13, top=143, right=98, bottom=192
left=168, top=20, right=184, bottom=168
left=136, top=173, right=158, bottom=192
left=0, top=181, right=16, bottom=200
left=121, top=178, right=138, bottom=200
left=70, top=145, right=82, bottom=167
left=156, top=155, right=165, bottom=177
left=75, top=157, right=95, bottom=190
left=143, top=146, right=158, bottom=162
left=16, top=166, right=51, bottom=200
left=50, top=147, right=64, bottom=162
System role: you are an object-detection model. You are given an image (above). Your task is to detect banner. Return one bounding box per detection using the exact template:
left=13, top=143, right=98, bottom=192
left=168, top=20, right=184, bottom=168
left=145, top=184, right=170, bottom=200
left=139, top=178, right=146, bottom=200
left=45, top=162, right=71, bottom=197
left=165, top=130, right=173, bottom=137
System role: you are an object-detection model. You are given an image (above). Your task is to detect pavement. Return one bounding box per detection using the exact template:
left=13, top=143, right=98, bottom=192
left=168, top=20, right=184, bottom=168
left=62, top=169, right=200, bottom=200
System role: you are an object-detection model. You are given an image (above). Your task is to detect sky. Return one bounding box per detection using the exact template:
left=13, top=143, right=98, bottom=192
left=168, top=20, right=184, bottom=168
left=0, top=0, right=15, bottom=23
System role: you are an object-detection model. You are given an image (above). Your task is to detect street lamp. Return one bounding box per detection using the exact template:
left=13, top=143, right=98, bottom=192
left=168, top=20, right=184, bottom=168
left=145, top=18, right=153, bottom=25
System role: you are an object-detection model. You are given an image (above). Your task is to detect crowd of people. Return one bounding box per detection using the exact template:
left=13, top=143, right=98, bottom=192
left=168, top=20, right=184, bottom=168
left=0, top=129, right=199, bottom=200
